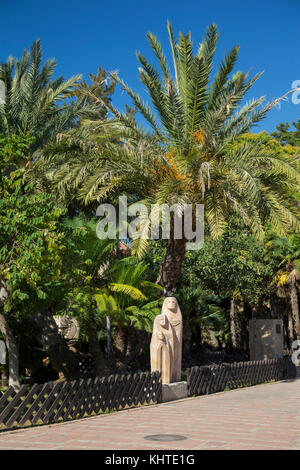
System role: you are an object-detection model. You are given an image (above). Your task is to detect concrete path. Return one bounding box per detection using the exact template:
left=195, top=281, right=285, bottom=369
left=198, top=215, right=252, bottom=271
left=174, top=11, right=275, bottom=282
left=0, top=378, right=299, bottom=450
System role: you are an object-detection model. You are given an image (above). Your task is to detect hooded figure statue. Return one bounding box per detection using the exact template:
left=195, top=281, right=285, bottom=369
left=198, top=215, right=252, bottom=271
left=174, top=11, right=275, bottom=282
left=150, top=297, right=182, bottom=383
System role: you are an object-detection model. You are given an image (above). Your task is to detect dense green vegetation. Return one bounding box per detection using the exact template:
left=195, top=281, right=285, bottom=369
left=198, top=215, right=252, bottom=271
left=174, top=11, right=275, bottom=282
left=0, top=24, right=299, bottom=389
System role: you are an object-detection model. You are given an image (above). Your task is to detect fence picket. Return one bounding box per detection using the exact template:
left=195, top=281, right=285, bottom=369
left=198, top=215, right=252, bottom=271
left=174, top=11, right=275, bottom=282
left=0, top=371, right=161, bottom=430
left=187, top=357, right=296, bottom=397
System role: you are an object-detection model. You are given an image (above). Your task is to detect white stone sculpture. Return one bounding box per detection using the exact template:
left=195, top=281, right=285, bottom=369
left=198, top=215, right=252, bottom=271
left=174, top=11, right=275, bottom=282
left=150, top=297, right=182, bottom=384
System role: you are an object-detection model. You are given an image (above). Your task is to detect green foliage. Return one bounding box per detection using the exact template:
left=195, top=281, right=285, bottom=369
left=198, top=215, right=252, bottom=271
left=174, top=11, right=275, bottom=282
left=0, top=135, right=68, bottom=313
left=30, top=115, right=159, bottom=208
left=271, top=120, right=300, bottom=147
left=267, top=231, right=300, bottom=291
left=143, top=216, right=281, bottom=342
left=0, top=40, right=95, bottom=151
left=51, top=220, right=162, bottom=340
left=48, top=217, right=118, bottom=340
left=61, top=216, right=117, bottom=283
left=95, top=258, right=162, bottom=332
left=57, top=289, right=106, bottom=342
left=0, top=177, right=66, bottom=304
left=143, top=239, right=227, bottom=340
left=187, top=219, right=276, bottom=303
left=269, top=232, right=300, bottom=269
left=1, top=30, right=300, bottom=376
left=0, top=133, right=35, bottom=173
left=30, top=26, right=300, bottom=262
left=68, top=66, right=116, bottom=120
left=39, top=23, right=300, bottom=257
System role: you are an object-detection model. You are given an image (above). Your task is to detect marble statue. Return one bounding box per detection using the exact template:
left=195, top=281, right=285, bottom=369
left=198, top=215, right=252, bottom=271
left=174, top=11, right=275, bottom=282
left=150, top=297, right=182, bottom=383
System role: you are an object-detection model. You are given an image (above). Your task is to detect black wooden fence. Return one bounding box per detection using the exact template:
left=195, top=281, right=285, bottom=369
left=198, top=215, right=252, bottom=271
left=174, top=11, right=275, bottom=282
left=0, top=371, right=161, bottom=430
left=0, top=358, right=296, bottom=430
left=187, top=357, right=296, bottom=397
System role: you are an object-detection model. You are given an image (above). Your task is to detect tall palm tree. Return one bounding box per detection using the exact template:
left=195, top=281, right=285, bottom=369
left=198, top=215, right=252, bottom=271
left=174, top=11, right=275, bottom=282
left=0, top=40, right=95, bottom=151
left=36, top=23, right=300, bottom=292
left=104, top=24, right=300, bottom=289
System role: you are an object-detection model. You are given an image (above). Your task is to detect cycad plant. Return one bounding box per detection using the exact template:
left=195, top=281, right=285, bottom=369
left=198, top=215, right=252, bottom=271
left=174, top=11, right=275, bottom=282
left=95, top=257, right=162, bottom=360
left=0, top=40, right=94, bottom=152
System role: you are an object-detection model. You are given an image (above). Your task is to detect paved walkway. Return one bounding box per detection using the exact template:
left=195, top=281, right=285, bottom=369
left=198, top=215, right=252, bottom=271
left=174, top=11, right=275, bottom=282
left=0, top=378, right=299, bottom=450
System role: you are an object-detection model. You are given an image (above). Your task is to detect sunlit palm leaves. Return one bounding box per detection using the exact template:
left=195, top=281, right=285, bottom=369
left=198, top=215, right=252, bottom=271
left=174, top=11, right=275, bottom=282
left=0, top=40, right=94, bottom=151
left=107, top=23, right=300, bottom=251
left=94, top=257, right=162, bottom=331
left=35, top=23, right=300, bottom=258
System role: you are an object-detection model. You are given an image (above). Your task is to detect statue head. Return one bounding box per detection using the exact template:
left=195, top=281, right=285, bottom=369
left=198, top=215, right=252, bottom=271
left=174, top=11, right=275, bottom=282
left=162, top=297, right=181, bottom=320
left=164, top=297, right=177, bottom=312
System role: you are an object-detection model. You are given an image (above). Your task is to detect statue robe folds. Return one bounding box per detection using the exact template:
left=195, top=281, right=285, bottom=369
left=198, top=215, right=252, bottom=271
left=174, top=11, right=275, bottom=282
left=150, top=297, right=182, bottom=383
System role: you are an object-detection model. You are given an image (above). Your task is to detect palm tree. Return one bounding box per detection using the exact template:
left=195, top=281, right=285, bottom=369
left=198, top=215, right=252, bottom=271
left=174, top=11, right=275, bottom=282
left=272, top=234, right=300, bottom=340
left=30, top=104, right=160, bottom=209
left=101, top=23, right=300, bottom=289
left=0, top=40, right=95, bottom=152
left=36, top=23, right=300, bottom=292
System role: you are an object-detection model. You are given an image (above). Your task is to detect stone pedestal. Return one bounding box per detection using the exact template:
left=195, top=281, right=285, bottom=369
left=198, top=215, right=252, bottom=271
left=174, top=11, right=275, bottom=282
left=161, top=381, right=188, bottom=403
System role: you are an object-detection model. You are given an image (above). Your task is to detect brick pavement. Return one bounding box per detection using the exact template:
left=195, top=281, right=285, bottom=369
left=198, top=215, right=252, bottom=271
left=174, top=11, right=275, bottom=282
left=0, top=378, right=299, bottom=450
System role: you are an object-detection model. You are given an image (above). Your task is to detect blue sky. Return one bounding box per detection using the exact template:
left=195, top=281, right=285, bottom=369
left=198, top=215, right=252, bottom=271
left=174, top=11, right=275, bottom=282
left=1, top=0, right=299, bottom=133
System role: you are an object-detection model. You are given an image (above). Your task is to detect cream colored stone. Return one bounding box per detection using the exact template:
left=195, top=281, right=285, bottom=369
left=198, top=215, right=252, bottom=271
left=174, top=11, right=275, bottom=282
left=161, top=381, right=188, bottom=402
left=150, top=297, right=182, bottom=383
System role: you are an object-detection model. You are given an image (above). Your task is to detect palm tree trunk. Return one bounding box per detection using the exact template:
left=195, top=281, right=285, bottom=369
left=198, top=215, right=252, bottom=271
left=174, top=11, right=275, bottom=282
left=230, top=298, right=242, bottom=349
left=0, top=313, right=20, bottom=390
left=106, top=315, right=111, bottom=357
left=114, top=325, right=128, bottom=357
left=88, top=318, right=105, bottom=376
left=288, top=310, right=294, bottom=347
left=124, top=326, right=135, bottom=358
left=290, top=277, right=300, bottom=339
left=157, top=236, right=186, bottom=292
